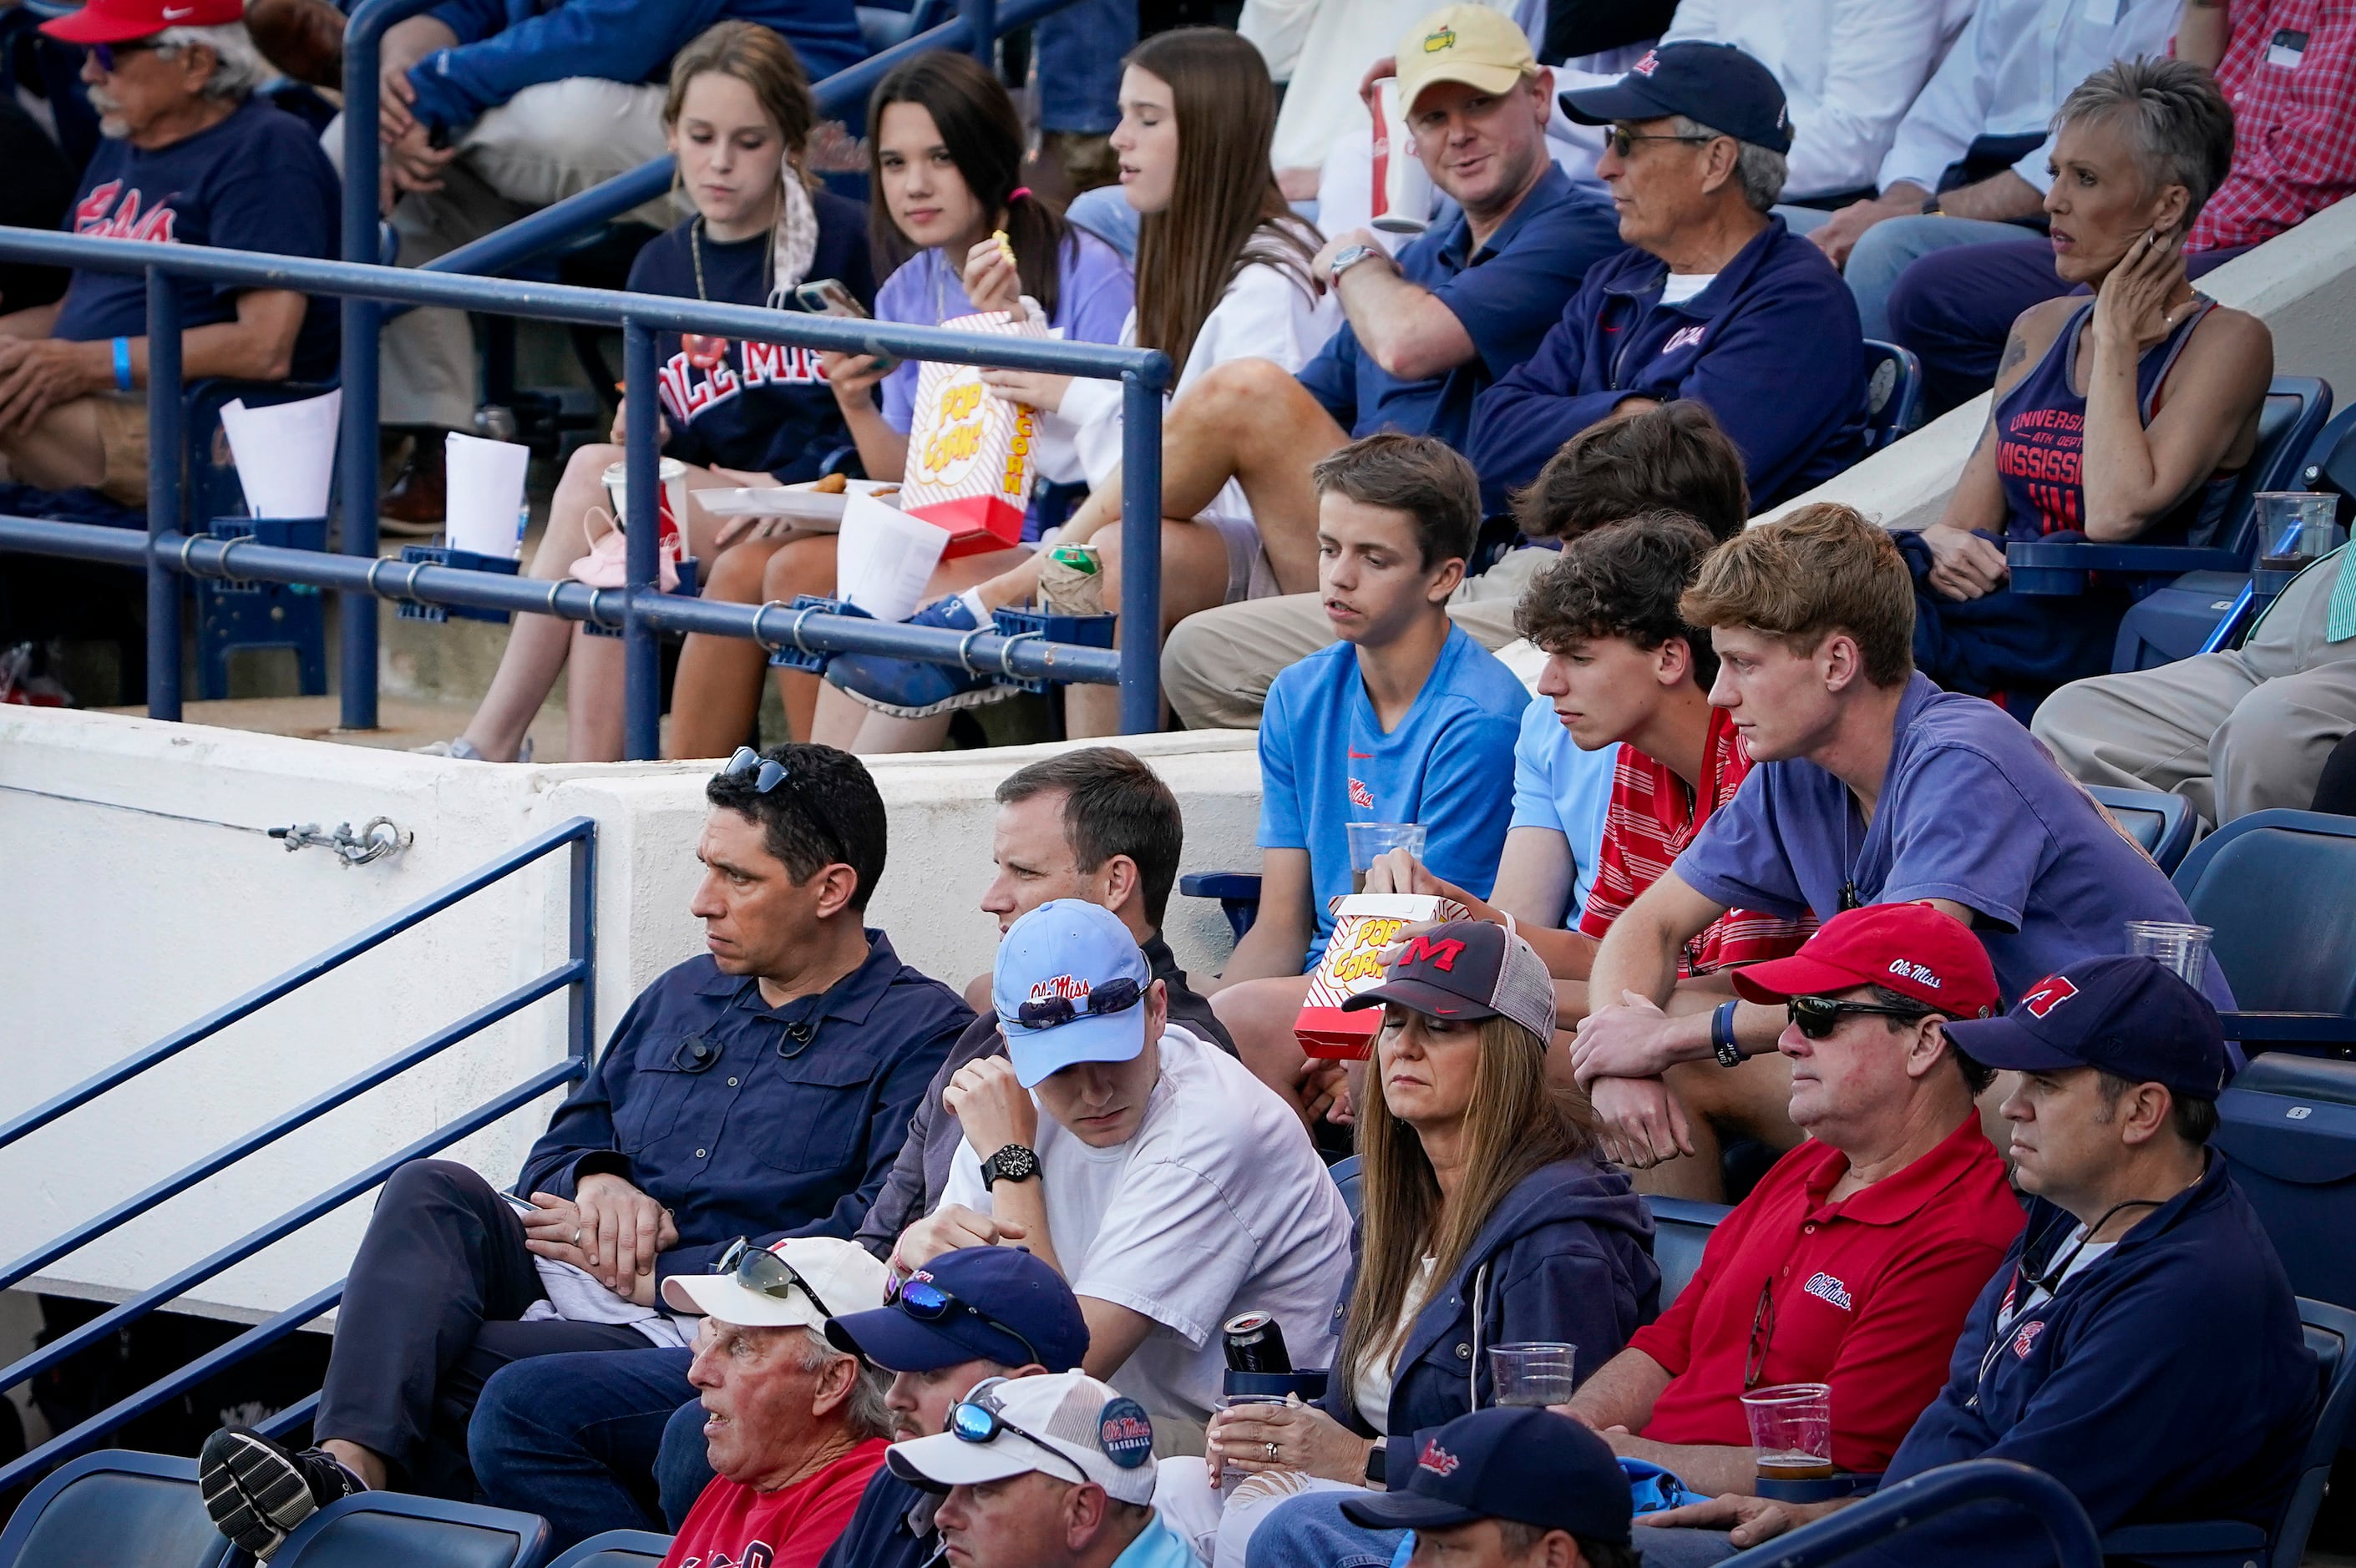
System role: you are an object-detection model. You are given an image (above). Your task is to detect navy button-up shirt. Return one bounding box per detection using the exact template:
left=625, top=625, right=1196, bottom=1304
left=514, top=930, right=972, bottom=1284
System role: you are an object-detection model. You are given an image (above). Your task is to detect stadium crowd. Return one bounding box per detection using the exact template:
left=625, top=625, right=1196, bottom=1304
left=6, top=0, right=2356, bottom=1562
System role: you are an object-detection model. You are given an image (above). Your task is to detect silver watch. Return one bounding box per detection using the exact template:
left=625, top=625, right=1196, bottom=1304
left=1328, top=243, right=1381, bottom=285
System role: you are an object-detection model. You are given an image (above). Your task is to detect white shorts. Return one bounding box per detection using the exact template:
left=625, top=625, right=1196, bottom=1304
left=1202, top=510, right=1282, bottom=604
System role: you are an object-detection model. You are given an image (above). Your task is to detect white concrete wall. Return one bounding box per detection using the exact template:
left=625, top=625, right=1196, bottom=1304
left=0, top=711, right=1256, bottom=1323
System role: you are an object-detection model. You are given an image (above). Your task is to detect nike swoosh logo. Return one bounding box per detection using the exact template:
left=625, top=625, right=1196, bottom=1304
left=1347, top=750, right=1375, bottom=758
left=162, top=5, right=195, bottom=15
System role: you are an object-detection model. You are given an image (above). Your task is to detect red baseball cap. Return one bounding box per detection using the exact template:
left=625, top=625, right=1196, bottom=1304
left=41, top=0, right=244, bottom=45
left=1730, top=903, right=1999, bottom=1019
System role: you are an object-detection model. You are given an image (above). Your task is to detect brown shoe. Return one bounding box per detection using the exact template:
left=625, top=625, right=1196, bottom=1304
left=244, top=0, right=346, bottom=90
left=380, top=432, right=447, bottom=533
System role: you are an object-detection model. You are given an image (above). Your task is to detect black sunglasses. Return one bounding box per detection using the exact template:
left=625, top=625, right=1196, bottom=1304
left=85, top=39, right=163, bottom=73
left=1785, top=994, right=1935, bottom=1040
left=1607, top=128, right=1716, bottom=159
left=712, top=1237, right=834, bottom=1321
left=1745, top=1280, right=1775, bottom=1390
left=1015, top=975, right=1143, bottom=1029
left=887, top=1274, right=1043, bottom=1366
left=720, top=745, right=793, bottom=794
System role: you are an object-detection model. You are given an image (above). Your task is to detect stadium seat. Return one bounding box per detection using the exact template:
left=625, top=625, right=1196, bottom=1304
left=2216, top=1055, right=2356, bottom=1313
left=1862, top=340, right=1926, bottom=453
left=0, top=1449, right=231, bottom=1568
left=2086, top=785, right=2197, bottom=874
left=543, top=1530, right=673, bottom=1568
left=268, top=1492, right=551, bottom=1568
left=855, top=0, right=948, bottom=53
left=1178, top=871, right=1262, bottom=944
left=1644, top=1196, right=1729, bottom=1309
left=2171, top=808, right=2356, bottom=1050
left=186, top=377, right=340, bottom=700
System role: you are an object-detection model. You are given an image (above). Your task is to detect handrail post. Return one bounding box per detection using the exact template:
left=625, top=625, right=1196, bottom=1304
left=1117, top=364, right=1163, bottom=735
left=144, top=270, right=182, bottom=721
left=961, top=0, right=997, bottom=63
left=567, top=827, right=597, bottom=1065
left=621, top=320, right=661, bottom=761
left=338, top=16, right=383, bottom=731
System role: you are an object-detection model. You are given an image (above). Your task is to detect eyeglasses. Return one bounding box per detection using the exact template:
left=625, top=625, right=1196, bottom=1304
left=1607, top=129, right=1718, bottom=159
left=712, top=1237, right=834, bottom=1322
left=719, top=746, right=793, bottom=794
left=1015, top=975, right=1143, bottom=1029
left=84, top=39, right=163, bottom=73
left=1785, top=994, right=1935, bottom=1040
left=886, top=1274, right=1043, bottom=1366
left=1745, top=1281, right=1776, bottom=1390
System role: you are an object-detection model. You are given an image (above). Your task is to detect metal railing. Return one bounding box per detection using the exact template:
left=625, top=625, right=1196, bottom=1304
left=0, top=817, right=598, bottom=1492
left=1720, top=1460, right=2103, bottom=1568
left=0, top=227, right=1171, bottom=751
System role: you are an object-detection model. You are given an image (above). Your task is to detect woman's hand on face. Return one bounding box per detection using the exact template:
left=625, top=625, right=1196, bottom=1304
left=1918, top=521, right=2009, bottom=602
left=1207, top=1398, right=1373, bottom=1486
left=821, top=349, right=892, bottom=399
left=961, top=235, right=1025, bottom=318
left=976, top=367, right=1072, bottom=413
left=2094, top=225, right=2192, bottom=353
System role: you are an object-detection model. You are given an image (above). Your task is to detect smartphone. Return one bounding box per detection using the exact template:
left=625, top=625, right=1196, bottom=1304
left=794, top=279, right=869, bottom=319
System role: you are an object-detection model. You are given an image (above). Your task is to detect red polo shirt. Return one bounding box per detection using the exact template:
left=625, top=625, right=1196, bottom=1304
left=1629, top=1115, right=2024, bottom=1472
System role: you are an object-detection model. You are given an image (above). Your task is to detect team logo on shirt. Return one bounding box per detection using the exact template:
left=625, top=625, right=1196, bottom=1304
left=2020, top=975, right=2079, bottom=1017
left=1418, top=1439, right=1462, bottom=1477
left=656, top=341, right=830, bottom=427
left=1801, top=1272, right=1853, bottom=1312
left=73, top=180, right=180, bottom=244
left=676, top=1540, right=776, bottom=1568
left=1349, top=777, right=1375, bottom=809
left=1660, top=325, right=1706, bottom=356
left=1631, top=49, right=1660, bottom=76
left=2011, top=1319, right=2047, bottom=1359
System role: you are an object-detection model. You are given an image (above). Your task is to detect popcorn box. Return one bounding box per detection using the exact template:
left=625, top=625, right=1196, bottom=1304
left=1295, top=893, right=1469, bottom=1058
left=903, top=309, right=1046, bottom=560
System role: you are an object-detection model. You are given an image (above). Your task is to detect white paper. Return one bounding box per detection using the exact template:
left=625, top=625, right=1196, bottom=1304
left=698, top=479, right=903, bottom=526
left=835, top=489, right=949, bottom=622
left=443, top=432, right=531, bottom=559
left=220, top=391, right=340, bottom=518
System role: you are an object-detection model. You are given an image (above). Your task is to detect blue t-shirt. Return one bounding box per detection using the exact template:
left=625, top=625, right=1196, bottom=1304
left=1507, top=694, right=1616, bottom=923
left=53, top=96, right=339, bottom=382
left=627, top=191, right=875, bottom=484
left=1259, top=624, right=1528, bottom=962
left=1294, top=164, right=1622, bottom=452
left=1672, top=674, right=2238, bottom=1013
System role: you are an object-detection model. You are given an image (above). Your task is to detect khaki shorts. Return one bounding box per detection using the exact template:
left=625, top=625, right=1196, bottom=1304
left=90, top=392, right=150, bottom=506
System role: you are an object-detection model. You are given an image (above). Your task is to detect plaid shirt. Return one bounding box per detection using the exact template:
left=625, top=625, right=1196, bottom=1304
left=1578, top=707, right=1816, bottom=974
left=2186, top=0, right=2356, bottom=252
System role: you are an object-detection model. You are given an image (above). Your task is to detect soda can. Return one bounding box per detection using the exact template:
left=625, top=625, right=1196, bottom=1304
left=1223, top=1311, right=1292, bottom=1373
left=1048, top=543, right=1102, bottom=577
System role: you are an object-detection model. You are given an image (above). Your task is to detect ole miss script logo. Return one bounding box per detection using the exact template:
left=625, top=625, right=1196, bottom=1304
left=1418, top=1439, right=1462, bottom=1477
left=656, top=341, right=829, bottom=427
left=1349, top=778, right=1375, bottom=809
left=2021, top=975, right=2079, bottom=1017
left=677, top=1542, right=776, bottom=1568
left=74, top=181, right=180, bottom=244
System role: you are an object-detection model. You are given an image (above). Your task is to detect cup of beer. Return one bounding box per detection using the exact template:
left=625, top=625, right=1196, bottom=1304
left=1346, top=822, right=1427, bottom=893
left=2125, top=920, right=2213, bottom=987
left=1741, top=1382, right=1834, bottom=1481
left=1488, top=1343, right=1576, bottom=1408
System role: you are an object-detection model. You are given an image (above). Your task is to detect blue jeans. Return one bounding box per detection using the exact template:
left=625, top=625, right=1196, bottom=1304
left=1244, top=1491, right=1403, bottom=1568
left=1841, top=214, right=2034, bottom=340
left=1627, top=1525, right=1743, bottom=1565
left=1035, top=0, right=1135, bottom=134
left=467, top=1345, right=699, bottom=1550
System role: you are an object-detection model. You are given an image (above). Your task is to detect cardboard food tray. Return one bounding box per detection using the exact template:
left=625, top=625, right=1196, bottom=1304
left=1296, top=893, right=1469, bottom=1059
left=698, top=479, right=903, bottom=528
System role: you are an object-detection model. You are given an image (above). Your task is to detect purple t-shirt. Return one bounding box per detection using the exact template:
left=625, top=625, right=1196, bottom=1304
left=1673, top=674, right=2237, bottom=1014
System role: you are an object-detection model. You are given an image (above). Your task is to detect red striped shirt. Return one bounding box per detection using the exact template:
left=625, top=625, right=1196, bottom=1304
left=2184, top=0, right=2356, bottom=253
left=1578, top=707, right=1814, bottom=972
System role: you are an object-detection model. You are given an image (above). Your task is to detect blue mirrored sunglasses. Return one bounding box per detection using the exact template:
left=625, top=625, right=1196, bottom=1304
left=719, top=746, right=792, bottom=794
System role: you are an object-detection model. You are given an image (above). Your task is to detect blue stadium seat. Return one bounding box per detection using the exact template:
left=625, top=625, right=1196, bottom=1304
left=1644, top=1196, right=1730, bottom=1309
left=2216, top=1055, right=2356, bottom=1314
left=2085, top=785, right=2197, bottom=874
left=2171, top=808, right=2356, bottom=1050
left=269, top=1492, right=550, bottom=1568
left=544, top=1530, right=673, bottom=1568
left=0, top=1449, right=231, bottom=1568
left=1179, top=871, right=1263, bottom=944
left=1862, top=340, right=1925, bottom=453
left=186, top=376, right=340, bottom=700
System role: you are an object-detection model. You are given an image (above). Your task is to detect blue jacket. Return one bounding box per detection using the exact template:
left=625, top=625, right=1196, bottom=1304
left=1317, top=1158, right=1660, bottom=1439
left=1879, top=1155, right=2315, bottom=1560
left=409, top=0, right=865, bottom=134
left=1467, top=216, right=1867, bottom=513
left=815, top=1468, right=936, bottom=1568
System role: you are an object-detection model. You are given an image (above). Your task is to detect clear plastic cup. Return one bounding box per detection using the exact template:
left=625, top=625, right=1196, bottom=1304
left=1345, top=822, right=1427, bottom=893
left=2254, top=492, right=2346, bottom=569
left=1488, top=1342, right=1577, bottom=1408
left=2125, top=920, right=2214, bottom=986
left=1742, top=1382, right=1834, bottom=1481
left=1212, top=1393, right=1290, bottom=1499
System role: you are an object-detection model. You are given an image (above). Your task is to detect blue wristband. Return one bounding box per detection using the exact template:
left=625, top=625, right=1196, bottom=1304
left=1711, top=999, right=1742, bottom=1067
left=111, top=337, right=133, bottom=392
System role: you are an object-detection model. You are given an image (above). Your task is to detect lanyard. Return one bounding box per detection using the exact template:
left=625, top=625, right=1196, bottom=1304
left=1969, top=1197, right=2160, bottom=1403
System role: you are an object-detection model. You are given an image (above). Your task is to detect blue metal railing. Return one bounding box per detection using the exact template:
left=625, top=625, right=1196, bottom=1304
left=0, top=227, right=1171, bottom=750
left=0, top=816, right=599, bottom=1492
left=1719, top=1459, right=2103, bottom=1568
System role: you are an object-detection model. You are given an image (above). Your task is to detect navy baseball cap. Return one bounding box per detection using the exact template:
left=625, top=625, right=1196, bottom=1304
left=1558, top=42, right=1792, bottom=155
left=992, top=899, right=1155, bottom=1089
left=1943, top=955, right=2232, bottom=1101
left=827, top=1247, right=1089, bottom=1373
left=1340, top=1409, right=1632, bottom=1544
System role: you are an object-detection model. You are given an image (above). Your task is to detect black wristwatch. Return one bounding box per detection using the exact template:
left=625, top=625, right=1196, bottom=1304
left=1365, top=1439, right=1387, bottom=1488
left=980, top=1143, right=1041, bottom=1189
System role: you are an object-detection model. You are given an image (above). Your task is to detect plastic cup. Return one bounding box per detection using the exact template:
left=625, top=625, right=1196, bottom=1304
left=1742, top=1382, right=1833, bottom=1481
left=1213, top=1393, right=1289, bottom=1499
left=1487, top=1342, right=1577, bottom=1408
left=601, top=456, right=690, bottom=550
left=1346, top=822, right=1427, bottom=893
left=2254, top=492, right=2346, bottom=569
left=2125, top=920, right=2214, bottom=986
left=1368, top=79, right=1433, bottom=235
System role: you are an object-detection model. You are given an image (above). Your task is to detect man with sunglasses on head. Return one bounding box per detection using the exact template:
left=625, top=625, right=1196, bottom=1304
left=1546, top=904, right=2023, bottom=1541
left=896, top=898, right=1354, bottom=1442
left=203, top=743, right=972, bottom=1557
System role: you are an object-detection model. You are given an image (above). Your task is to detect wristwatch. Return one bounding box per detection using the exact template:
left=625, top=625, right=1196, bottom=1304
left=1365, top=1439, right=1388, bottom=1488
left=1919, top=195, right=1948, bottom=216
left=980, top=1143, right=1041, bottom=1189
left=1328, top=243, right=1381, bottom=286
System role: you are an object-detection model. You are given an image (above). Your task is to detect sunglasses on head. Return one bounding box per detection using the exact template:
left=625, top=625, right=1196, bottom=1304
left=886, top=1274, right=1043, bottom=1366
left=712, top=1237, right=834, bottom=1321
left=84, top=38, right=163, bottom=73
left=1785, top=994, right=1935, bottom=1039
left=946, top=1378, right=1084, bottom=1475
left=1015, top=975, right=1143, bottom=1029
left=719, top=746, right=793, bottom=794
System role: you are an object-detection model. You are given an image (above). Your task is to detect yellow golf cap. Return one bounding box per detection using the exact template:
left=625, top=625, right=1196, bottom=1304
left=1394, top=5, right=1535, bottom=112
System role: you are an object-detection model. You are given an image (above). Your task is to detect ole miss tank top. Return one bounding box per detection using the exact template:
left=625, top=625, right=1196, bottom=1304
left=1990, top=297, right=2236, bottom=547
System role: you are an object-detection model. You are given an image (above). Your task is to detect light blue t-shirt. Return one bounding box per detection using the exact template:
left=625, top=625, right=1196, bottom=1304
left=1507, top=694, right=1617, bottom=923
left=1112, top=1517, right=1198, bottom=1568
left=1259, top=625, right=1528, bottom=964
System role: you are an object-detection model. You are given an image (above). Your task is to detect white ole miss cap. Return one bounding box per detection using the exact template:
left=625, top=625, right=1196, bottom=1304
left=661, top=1236, right=889, bottom=1328
left=886, top=1371, right=1158, bottom=1505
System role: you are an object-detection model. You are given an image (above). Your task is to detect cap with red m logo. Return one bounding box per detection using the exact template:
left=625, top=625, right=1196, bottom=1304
left=1339, top=918, right=1556, bottom=1041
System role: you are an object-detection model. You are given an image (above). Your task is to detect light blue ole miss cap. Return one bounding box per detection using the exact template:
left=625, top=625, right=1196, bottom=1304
left=992, top=899, right=1154, bottom=1088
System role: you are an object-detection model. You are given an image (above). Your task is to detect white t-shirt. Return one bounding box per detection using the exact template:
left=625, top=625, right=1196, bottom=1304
left=1349, top=1254, right=1438, bottom=1434
left=1659, top=272, right=1720, bottom=306
left=935, top=1023, right=1355, bottom=1426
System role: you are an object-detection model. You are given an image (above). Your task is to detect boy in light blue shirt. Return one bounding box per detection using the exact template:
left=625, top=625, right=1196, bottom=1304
left=1209, top=434, right=1526, bottom=1118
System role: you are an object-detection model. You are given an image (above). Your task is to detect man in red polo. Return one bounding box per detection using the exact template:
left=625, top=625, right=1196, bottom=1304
left=1555, top=903, right=2024, bottom=1499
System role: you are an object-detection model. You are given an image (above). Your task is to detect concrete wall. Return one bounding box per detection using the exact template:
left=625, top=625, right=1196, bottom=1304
left=0, top=711, right=1256, bottom=1323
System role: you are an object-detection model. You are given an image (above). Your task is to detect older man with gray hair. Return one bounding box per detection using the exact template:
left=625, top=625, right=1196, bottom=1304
left=1467, top=41, right=1867, bottom=517
left=2, top=0, right=338, bottom=507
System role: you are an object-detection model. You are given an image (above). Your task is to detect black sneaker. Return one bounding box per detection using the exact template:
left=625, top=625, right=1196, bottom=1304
left=199, top=1427, right=367, bottom=1560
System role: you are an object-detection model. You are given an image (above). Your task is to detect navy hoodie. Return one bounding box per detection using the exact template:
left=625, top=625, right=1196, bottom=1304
left=1467, top=215, right=1867, bottom=514
left=1872, top=1155, right=2314, bottom=1564
left=1318, top=1157, right=1660, bottom=1439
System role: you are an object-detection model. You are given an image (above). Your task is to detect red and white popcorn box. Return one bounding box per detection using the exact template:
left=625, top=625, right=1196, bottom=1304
left=903, top=309, right=1046, bottom=560
left=1295, top=893, right=1469, bottom=1059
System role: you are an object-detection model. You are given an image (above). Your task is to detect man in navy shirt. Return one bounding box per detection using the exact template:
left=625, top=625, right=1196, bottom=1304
left=1639, top=957, right=2314, bottom=1567
left=196, top=743, right=970, bottom=1556
left=1567, top=504, right=2235, bottom=1201
left=3, top=0, right=337, bottom=507
left=1469, top=42, right=1867, bottom=516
